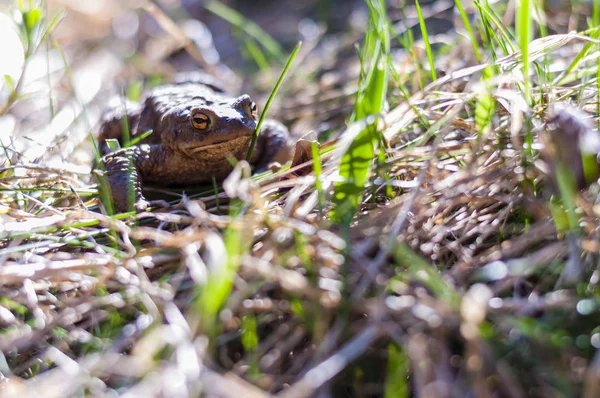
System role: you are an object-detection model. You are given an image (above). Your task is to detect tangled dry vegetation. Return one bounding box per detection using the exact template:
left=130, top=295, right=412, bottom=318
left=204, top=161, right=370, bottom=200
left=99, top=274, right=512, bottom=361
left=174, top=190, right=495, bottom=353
left=2, top=0, right=600, bottom=397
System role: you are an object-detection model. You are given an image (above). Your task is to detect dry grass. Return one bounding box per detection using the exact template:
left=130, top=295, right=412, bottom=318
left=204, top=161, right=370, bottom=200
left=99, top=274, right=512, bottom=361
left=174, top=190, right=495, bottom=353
left=2, top=0, right=600, bottom=397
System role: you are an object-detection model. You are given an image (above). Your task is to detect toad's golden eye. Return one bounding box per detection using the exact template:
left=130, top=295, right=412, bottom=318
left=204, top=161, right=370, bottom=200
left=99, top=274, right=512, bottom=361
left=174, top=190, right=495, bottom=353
left=250, top=101, right=257, bottom=119
left=191, top=112, right=210, bottom=129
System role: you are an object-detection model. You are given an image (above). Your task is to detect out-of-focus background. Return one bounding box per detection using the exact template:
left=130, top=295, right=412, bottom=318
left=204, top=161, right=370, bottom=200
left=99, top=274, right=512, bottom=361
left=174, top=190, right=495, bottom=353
left=0, top=0, right=370, bottom=166
left=0, top=0, right=462, bottom=169
left=0, top=0, right=592, bottom=167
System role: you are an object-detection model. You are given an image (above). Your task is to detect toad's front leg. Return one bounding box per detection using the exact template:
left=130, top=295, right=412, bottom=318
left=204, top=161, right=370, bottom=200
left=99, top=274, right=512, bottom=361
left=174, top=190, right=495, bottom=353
left=251, top=119, right=293, bottom=171
left=100, top=147, right=150, bottom=213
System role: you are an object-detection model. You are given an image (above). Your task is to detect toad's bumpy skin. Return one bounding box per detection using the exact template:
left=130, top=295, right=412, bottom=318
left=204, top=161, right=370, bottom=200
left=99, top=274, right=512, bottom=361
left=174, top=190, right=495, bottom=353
left=97, top=78, right=292, bottom=212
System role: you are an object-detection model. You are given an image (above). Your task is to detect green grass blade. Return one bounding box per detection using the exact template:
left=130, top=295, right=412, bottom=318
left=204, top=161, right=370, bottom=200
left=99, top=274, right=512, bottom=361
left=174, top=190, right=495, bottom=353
left=312, top=141, right=325, bottom=210
left=242, top=34, right=270, bottom=71
left=332, top=0, right=389, bottom=223
left=384, top=344, right=409, bottom=398
left=472, top=0, right=514, bottom=56
left=475, top=66, right=496, bottom=136
left=455, top=0, right=482, bottom=63
left=555, top=163, right=580, bottom=232
left=197, top=206, right=249, bottom=332
left=246, top=41, right=302, bottom=161
left=205, top=0, right=283, bottom=60
left=392, top=242, right=461, bottom=309
left=517, top=0, right=532, bottom=104
left=241, top=314, right=260, bottom=377
left=555, top=41, right=594, bottom=86
left=332, top=66, right=386, bottom=218
left=119, top=92, right=131, bottom=149
left=39, top=10, right=65, bottom=45
left=128, top=129, right=153, bottom=147
left=126, top=80, right=143, bottom=102
left=415, top=0, right=436, bottom=82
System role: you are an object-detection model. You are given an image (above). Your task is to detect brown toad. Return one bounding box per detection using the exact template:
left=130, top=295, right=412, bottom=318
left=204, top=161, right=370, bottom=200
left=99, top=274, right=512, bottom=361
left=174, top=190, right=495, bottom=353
left=97, top=75, right=291, bottom=212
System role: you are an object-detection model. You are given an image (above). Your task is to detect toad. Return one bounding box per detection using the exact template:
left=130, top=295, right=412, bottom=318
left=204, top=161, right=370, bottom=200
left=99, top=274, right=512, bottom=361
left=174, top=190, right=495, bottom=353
left=97, top=74, right=292, bottom=212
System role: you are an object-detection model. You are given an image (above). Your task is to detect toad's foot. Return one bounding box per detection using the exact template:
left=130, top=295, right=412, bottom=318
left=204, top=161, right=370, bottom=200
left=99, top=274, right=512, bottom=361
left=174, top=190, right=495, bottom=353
left=99, top=147, right=148, bottom=213
left=251, top=119, right=293, bottom=172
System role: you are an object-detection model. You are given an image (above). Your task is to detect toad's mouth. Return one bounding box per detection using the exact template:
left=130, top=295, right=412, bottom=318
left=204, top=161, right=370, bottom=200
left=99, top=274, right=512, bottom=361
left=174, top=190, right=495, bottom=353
left=186, top=135, right=252, bottom=155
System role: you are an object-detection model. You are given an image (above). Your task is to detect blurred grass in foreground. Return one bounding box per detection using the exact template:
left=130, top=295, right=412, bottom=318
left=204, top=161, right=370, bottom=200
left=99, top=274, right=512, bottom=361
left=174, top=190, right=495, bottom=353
left=2, top=0, right=600, bottom=396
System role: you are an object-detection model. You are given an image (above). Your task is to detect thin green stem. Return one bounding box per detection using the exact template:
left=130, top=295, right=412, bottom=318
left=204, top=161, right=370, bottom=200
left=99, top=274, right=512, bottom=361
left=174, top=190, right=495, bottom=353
left=246, top=41, right=302, bottom=162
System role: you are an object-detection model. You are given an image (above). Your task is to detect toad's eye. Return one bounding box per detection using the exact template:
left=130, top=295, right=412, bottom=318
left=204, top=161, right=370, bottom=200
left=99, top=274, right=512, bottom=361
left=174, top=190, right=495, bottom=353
left=191, top=112, right=210, bottom=129
left=250, top=101, right=257, bottom=119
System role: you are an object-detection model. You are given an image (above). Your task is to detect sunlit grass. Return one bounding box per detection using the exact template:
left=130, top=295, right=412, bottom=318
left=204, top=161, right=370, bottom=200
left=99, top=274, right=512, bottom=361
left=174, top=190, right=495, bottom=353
left=4, top=0, right=600, bottom=396
left=333, top=0, right=390, bottom=223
